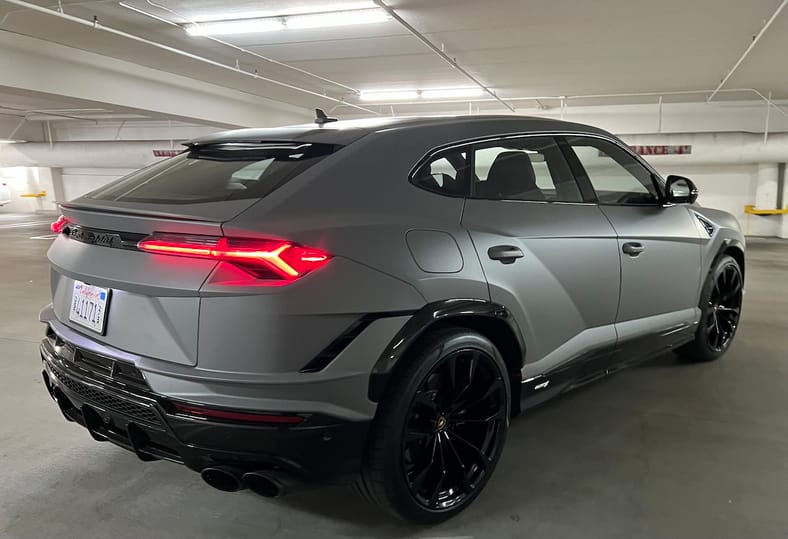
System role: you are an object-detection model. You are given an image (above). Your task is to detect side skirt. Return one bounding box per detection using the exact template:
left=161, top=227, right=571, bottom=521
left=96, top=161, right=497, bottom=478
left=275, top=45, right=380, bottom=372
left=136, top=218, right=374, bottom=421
left=519, top=324, right=696, bottom=411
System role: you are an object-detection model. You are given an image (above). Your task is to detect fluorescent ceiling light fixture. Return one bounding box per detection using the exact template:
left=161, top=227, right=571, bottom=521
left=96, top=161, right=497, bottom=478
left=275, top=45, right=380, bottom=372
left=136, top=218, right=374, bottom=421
left=189, top=2, right=376, bottom=22
left=360, top=88, right=489, bottom=102
left=421, top=88, right=485, bottom=99
left=287, top=8, right=389, bottom=29
left=0, top=139, right=25, bottom=144
left=185, top=7, right=388, bottom=36
left=360, top=90, right=420, bottom=101
left=186, top=19, right=284, bottom=36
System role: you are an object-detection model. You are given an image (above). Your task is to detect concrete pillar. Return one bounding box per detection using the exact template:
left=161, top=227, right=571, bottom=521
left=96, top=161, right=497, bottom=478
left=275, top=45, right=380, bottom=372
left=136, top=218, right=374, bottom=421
left=749, top=164, right=781, bottom=238
left=778, top=164, right=788, bottom=239
left=754, top=163, right=779, bottom=209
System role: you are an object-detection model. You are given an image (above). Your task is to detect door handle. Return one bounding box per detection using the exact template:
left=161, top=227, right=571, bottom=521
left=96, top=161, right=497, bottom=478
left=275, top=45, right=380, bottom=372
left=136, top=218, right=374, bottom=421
left=488, top=245, right=524, bottom=264
left=622, top=242, right=645, bottom=257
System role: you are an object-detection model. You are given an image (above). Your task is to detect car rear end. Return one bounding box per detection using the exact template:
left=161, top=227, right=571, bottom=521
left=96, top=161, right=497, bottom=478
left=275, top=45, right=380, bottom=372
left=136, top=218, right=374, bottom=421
left=39, top=137, right=424, bottom=487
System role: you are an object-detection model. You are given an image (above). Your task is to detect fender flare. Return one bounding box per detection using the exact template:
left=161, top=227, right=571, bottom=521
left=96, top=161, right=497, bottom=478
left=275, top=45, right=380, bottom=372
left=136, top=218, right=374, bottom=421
left=367, top=299, right=525, bottom=402
left=714, top=237, right=746, bottom=277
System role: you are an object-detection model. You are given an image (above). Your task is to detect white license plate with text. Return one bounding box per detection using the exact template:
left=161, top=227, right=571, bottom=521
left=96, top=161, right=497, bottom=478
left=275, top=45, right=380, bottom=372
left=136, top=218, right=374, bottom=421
left=69, top=281, right=111, bottom=334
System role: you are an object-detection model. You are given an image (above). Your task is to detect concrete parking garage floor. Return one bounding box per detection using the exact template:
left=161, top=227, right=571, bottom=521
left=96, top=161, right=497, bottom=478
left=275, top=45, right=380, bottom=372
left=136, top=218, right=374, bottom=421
left=1, top=213, right=787, bottom=539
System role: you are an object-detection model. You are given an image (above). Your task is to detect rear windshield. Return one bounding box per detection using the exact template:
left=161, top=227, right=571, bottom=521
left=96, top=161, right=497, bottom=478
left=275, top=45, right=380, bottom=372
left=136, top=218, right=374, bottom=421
left=87, top=142, right=337, bottom=204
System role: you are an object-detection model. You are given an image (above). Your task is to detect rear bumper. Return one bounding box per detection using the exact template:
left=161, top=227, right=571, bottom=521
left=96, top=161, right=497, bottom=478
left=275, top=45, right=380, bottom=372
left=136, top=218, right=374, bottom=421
left=40, top=336, right=369, bottom=482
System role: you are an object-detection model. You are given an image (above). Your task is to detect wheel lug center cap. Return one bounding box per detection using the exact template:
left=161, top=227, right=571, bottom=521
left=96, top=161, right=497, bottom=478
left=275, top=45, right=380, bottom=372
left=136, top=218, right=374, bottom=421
left=436, top=415, right=448, bottom=431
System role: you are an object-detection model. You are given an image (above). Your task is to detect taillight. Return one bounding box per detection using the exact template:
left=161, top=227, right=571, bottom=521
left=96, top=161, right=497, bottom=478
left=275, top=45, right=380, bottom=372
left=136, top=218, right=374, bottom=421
left=50, top=215, right=71, bottom=233
left=170, top=401, right=305, bottom=425
left=137, top=233, right=330, bottom=281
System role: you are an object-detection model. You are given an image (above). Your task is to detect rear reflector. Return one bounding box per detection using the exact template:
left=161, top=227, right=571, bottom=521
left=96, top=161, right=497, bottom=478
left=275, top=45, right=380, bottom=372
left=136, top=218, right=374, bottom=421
left=170, top=402, right=305, bottom=424
left=51, top=215, right=71, bottom=234
left=137, top=233, right=330, bottom=281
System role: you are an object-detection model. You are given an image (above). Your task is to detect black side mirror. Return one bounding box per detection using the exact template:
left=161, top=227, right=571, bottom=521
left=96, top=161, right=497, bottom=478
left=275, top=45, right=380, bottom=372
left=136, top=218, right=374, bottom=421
left=666, top=175, right=698, bottom=204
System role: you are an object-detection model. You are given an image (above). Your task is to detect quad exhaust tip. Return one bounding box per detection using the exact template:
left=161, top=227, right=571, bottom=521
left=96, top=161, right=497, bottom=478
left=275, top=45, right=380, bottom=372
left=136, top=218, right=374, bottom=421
left=242, top=470, right=290, bottom=498
left=200, top=466, right=245, bottom=492
left=201, top=467, right=303, bottom=497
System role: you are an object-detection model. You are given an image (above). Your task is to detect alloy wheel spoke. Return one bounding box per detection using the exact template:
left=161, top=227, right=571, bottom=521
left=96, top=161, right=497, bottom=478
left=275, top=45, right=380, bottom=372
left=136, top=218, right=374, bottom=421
left=427, top=435, right=448, bottom=507
left=405, top=429, right=434, bottom=445
left=454, top=410, right=504, bottom=424
left=443, top=431, right=471, bottom=492
left=408, top=434, right=438, bottom=492
left=413, top=391, right=438, bottom=413
left=452, top=379, right=504, bottom=414
left=447, top=429, right=491, bottom=470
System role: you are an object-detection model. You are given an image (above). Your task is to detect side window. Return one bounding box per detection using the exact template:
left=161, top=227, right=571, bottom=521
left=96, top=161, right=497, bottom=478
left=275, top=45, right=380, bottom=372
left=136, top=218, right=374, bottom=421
left=411, top=149, right=470, bottom=196
left=471, top=137, right=582, bottom=202
left=566, top=136, right=661, bottom=205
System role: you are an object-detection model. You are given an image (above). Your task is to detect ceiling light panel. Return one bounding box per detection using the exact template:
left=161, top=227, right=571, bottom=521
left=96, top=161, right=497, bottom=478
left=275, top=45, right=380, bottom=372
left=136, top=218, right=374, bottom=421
left=186, top=19, right=284, bottom=36
left=359, top=88, right=489, bottom=102
left=286, top=8, right=389, bottom=29
left=421, top=88, right=485, bottom=99
left=360, top=90, right=420, bottom=101
left=185, top=6, right=389, bottom=36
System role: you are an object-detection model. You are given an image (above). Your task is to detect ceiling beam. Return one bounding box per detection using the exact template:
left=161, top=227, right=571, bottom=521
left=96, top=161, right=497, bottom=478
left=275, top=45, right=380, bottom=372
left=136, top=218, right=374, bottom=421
left=0, top=32, right=310, bottom=128
left=707, top=0, right=788, bottom=102
left=373, top=0, right=517, bottom=113
left=0, top=0, right=378, bottom=115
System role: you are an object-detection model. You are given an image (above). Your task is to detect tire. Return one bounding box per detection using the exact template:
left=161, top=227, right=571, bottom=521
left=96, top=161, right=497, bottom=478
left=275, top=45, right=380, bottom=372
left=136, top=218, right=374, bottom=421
left=677, top=254, right=743, bottom=362
left=357, top=327, right=511, bottom=524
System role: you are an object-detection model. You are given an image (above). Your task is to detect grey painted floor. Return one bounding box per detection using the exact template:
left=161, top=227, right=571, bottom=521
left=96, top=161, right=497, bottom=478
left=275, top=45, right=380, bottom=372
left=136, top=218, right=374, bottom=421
left=1, top=214, right=787, bottom=539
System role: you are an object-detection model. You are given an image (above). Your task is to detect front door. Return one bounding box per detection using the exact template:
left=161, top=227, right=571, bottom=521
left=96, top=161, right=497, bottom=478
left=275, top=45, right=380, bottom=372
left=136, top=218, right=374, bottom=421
left=563, top=136, right=703, bottom=356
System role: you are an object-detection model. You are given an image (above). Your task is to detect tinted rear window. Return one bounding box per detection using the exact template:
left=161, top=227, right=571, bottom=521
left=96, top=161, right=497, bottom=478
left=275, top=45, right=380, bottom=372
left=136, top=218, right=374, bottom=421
left=87, top=142, right=337, bottom=204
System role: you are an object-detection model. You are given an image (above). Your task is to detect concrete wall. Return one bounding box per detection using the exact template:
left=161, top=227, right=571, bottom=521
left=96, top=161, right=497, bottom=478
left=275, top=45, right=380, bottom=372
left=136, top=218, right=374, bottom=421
left=60, top=168, right=135, bottom=201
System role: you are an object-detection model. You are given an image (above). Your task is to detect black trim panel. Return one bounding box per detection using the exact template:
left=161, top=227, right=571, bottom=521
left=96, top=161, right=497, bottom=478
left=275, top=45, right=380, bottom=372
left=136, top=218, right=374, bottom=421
left=519, top=323, right=697, bottom=411
left=63, top=224, right=146, bottom=251
left=368, top=299, right=524, bottom=402
left=299, top=310, right=416, bottom=373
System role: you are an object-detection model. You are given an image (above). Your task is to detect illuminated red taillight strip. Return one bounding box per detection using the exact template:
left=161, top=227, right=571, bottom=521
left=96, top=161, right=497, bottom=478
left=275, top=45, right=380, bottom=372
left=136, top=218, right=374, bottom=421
left=137, top=234, right=330, bottom=280
left=171, top=402, right=305, bottom=424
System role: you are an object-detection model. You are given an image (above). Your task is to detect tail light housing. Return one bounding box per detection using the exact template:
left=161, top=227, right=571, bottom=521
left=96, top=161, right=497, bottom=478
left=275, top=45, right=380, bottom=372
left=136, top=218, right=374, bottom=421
left=137, top=233, right=330, bottom=282
left=50, top=215, right=72, bottom=233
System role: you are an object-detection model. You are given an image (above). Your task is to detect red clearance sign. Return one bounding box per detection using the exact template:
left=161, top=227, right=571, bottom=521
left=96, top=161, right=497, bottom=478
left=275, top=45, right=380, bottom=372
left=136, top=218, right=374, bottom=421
left=152, top=149, right=180, bottom=158
left=631, top=145, right=691, bottom=156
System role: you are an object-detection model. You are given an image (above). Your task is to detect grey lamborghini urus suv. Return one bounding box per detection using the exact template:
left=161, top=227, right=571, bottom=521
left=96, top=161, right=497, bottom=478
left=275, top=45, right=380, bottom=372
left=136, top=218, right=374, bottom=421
left=39, top=115, right=745, bottom=523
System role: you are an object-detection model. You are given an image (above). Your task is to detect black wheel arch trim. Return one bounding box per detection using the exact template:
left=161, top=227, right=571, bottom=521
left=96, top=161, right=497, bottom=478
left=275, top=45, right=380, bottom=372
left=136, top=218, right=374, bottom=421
left=717, top=238, right=745, bottom=277
left=367, top=299, right=525, bottom=403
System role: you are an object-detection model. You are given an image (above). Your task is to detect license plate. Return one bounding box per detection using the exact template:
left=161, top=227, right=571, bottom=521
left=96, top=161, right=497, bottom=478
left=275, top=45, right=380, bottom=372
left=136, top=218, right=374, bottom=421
left=69, top=281, right=111, bottom=335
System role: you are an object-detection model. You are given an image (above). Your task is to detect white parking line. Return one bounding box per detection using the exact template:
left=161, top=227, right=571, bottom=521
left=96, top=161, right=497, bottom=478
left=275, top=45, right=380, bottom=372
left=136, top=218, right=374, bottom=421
left=0, top=220, right=52, bottom=229
left=30, top=234, right=58, bottom=240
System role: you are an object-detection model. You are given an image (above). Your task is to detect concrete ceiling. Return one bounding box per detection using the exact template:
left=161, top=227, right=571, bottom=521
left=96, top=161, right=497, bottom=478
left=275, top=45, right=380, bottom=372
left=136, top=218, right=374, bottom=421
left=0, top=0, right=786, bottom=117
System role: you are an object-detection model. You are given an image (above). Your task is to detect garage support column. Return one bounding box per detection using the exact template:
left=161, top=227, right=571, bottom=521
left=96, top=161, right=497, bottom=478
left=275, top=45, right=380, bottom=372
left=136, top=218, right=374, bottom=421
left=754, top=163, right=779, bottom=209
left=776, top=164, right=788, bottom=239
left=752, top=163, right=784, bottom=238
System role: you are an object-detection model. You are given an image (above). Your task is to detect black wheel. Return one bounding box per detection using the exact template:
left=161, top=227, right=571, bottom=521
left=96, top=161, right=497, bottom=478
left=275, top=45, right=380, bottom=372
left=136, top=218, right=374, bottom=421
left=677, top=254, right=743, bottom=361
left=357, top=328, right=510, bottom=524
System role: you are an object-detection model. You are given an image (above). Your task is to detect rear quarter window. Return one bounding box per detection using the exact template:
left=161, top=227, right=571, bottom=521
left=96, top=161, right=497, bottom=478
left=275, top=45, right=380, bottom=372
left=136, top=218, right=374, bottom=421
left=87, top=142, right=337, bottom=204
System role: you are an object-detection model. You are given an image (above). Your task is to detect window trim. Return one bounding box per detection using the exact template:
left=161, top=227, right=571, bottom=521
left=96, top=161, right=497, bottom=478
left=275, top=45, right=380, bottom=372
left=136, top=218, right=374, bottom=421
left=409, top=147, right=471, bottom=198
left=409, top=131, right=666, bottom=204
left=558, top=135, right=667, bottom=206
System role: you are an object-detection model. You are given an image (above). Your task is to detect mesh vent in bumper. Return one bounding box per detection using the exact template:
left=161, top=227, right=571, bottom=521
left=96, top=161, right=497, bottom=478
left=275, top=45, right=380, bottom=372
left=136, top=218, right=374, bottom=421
left=50, top=366, right=161, bottom=426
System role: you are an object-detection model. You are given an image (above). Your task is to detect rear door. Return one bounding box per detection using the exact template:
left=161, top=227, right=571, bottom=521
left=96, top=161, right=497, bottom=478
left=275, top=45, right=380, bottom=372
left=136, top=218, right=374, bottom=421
left=456, top=135, right=621, bottom=386
left=562, top=136, right=703, bottom=354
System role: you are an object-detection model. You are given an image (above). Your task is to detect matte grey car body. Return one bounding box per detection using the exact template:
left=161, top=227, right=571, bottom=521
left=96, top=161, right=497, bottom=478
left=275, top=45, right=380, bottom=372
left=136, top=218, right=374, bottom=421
left=38, top=115, right=745, bottom=522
